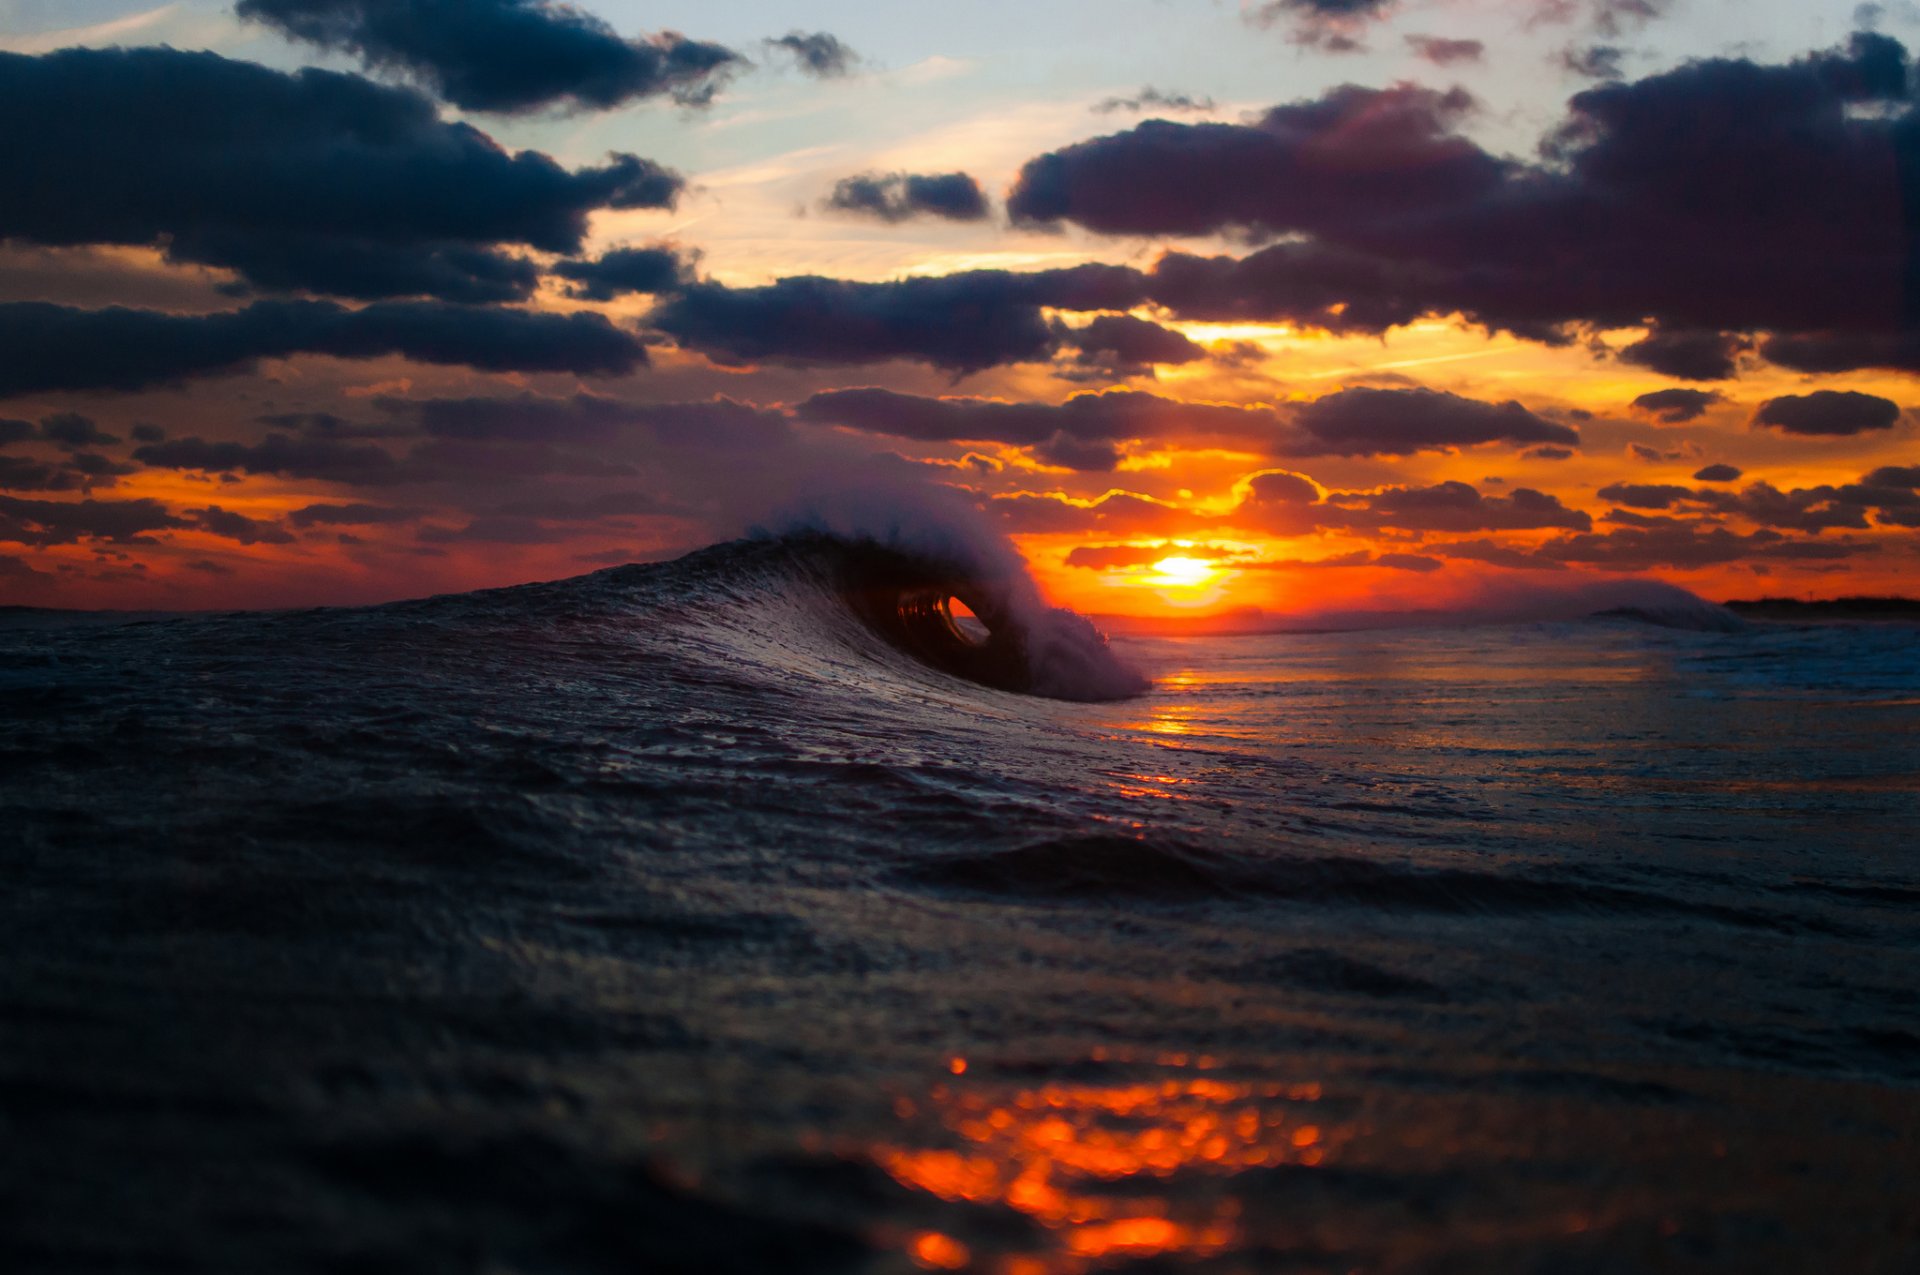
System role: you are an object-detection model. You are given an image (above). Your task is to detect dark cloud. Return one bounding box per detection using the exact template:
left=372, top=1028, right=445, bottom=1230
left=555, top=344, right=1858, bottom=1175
left=1864, top=464, right=1920, bottom=488
left=767, top=32, right=857, bottom=79
left=797, top=385, right=1569, bottom=457
left=0, top=300, right=646, bottom=397
left=0, top=457, right=89, bottom=493
left=1760, top=332, right=1920, bottom=375
left=185, top=505, right=295, bottom=545
left=1320, top=482, right=1593, bottom=533
left=1630, top=387, right=1721, bottom=423
left=1059, top=315, right=1207, bottom=374
left=1693, top=463, right=1743, bottom=482
left=1242, top=469, right=1324, bottom=505
left=0, top=47, right=680, bottom=303
left=288, top=502, right=423, bottom=527
left=990, top=490, right=1197, bottom=536
left=553, top=247, right=696, bottom=301
left=0, top=495, right=186, bottom=546
left=1064, top=543, right=1240, bottom=570
left=1251, top=0, right=1397, bottom=51
left=647, top=265, right=1148, bottom=374
left=1006, top=36, right=1920, bottom=365
left=1092, top=87, right=1216, bottom=115
left=1592, top=0, right=1670, bottom=39
left=1407, top=35, right=1485, bottom=65
left=1559, top=44, right=1626, bottom=80
left=1526, top=445, right=1576, bottom=460
left=1753, top=390, right=1903, bottom=436
left=1262, top=550, right=1445, bottom=572
left=129, top=424, right=167, bottom=444
left=237, top=0, right=739, bottom=113
left=134, top=433, right=409, bottom=487
left=1538, top=524, right=1876, bottom=570
left=1291, top=387, right=1579, bottom=455
left=824, top=172, right=990, bottom=224
left=796, top=387, right=1282, bottom=449
left=0, top=419, right=35, bottom=446
left=1596, top=482, right=1696, bottom=509
left=1009, top=84, right=1499, bottom=239
left=1596, top=477, right=1877, bottom=533
left=406, top=393, right=788, bottom=450
left=36, top=414, right=118, bottom=450
left=1628, top=442, right=1687, bottom=464
left=1435, top=539, right=1569, bottom=570
left=1618, top=328, right=1748, bottom=380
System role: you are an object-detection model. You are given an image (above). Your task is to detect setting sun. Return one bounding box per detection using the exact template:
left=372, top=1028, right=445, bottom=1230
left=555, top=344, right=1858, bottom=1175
left=1149, top=556, right=1217, bottom=589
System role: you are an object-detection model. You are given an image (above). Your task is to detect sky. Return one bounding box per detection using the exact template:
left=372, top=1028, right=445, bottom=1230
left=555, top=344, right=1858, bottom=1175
left=1, top=0, right=1917, bottom=617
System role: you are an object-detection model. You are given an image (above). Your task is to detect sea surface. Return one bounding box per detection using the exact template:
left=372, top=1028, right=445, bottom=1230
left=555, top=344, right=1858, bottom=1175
left=3, top=535, right=1917, bottom=1273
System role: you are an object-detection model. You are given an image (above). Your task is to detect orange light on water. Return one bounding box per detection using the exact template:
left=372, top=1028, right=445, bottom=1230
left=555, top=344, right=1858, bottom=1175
left=909, top=1231, right=972, bottom=1270
left=875, top=1061, right=1338, bottom=1273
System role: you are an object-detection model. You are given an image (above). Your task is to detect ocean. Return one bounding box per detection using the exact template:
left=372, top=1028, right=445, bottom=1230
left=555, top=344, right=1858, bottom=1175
left=3, top=533, right=1917, bottom=1273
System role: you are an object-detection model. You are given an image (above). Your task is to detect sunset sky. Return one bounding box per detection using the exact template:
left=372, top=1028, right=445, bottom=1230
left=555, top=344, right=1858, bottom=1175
left=2, top=0, right=1917, bottom=616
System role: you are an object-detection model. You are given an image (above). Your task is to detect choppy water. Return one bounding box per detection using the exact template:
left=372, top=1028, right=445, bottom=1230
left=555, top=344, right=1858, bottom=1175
left=3, top=535, right=1917, bottom=1273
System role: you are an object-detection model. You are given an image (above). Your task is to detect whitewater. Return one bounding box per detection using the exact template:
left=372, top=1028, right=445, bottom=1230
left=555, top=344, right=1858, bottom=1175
left=2, top=532, right=1917, bottom=1273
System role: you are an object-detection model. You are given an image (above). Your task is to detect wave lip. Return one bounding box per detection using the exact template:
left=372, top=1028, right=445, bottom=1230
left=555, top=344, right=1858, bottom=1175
left=816, top=533, right=1148, bottom=702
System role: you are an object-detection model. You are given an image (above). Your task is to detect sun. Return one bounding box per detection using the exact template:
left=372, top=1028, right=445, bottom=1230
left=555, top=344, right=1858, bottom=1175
left=1148, top=556, right=1216, bottom=588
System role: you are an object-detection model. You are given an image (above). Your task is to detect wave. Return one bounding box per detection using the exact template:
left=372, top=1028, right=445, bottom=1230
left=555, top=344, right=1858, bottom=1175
left=578, top=526, right=1148, bottom=703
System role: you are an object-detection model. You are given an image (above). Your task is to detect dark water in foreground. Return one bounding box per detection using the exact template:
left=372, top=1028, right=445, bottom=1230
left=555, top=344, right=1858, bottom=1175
left=3, top=537, right=1917, bottom=1273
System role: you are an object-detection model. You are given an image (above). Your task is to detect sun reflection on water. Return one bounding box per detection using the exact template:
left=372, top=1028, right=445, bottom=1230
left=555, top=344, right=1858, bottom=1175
left=877, top=1057, right=1336, bottom=1272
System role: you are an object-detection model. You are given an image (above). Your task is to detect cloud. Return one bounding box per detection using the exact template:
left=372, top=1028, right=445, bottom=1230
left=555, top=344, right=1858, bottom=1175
left=552, top=247, right=696, bottom=301
left=1093, top=87, right=1216, bottom=114
left=237, top=0, right=739, bottom=113
left=1760, top=332, right=1920, bottom=375
left=1058, top=315, right=1207, bottom=375
left=1618, top=328, right=1748, bottom=380
left=1435, top=539, right=1569, bottom=570
left=797, top=385, right=1572, bottom=457
left=991, top=489, right=1198, bottom=535
left=647, top=265, right=1147, bottom=374
left=1291, top=387, right=1579, bottom=455
left=823, top=172, right=990, bottom=224
left=1407, top=35, right=1485, bottom=65
left=1538, top=524, right=1877, bottom=570
left=1630, top=387, right=1721, bottom=423
left=0, top=48, right=682, bottom=303
left=405, top=393, right=788, bottom=450
left=1693, top=464, right=1742, bottom=482
left=134, top=433, right=410, bottom=487
left=1258, top=549, right=1445, bottom=572
left=0, top=456, right=92, bottom=492
left=1753, top=390, right=1903, bottom=436
left=288, top=502, right=423, bottom=527
left=1064, top=542, right=1240, bottom=569
left=1559, top=44, right=1626, bottom=80
left=185, top=505, right=295, bottom=545
left=1005, top=36, right=1920, bottom=364
left=1009, top=84, right=1499, bottom=239
left=1318, top=481, right=1593, bottom=532
left=1596, top=477, right=1878, bottom=533
left=1241, top=469, right=1324, bottom=505
left=0, top=300, right=646, bottom=396
left=0, top=494, right=186, bottom=545
left=1596, top=481, right=1695, bottom=508
left=37, top=414, right=118, bottom=450
left=1250, top=0, right=1398, bottom=51
left=767, top=32, right=857, bottom=79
